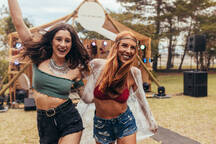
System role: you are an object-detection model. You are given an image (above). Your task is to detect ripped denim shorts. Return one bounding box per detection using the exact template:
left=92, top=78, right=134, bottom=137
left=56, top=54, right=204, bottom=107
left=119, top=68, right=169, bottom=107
left=93, top=106, right=137, bottom=144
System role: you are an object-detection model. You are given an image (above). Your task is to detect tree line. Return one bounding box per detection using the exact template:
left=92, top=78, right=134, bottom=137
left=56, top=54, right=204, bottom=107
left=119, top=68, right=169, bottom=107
left=74, top=0, right=216, bottom=71
left=0, top=0, right=216, bottom=83
left=117, top=0, right=216, bottom=70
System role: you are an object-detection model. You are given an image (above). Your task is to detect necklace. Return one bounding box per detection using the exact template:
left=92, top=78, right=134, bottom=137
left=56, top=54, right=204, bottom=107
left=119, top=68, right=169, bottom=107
left=49, top=58, right=69, bottom=75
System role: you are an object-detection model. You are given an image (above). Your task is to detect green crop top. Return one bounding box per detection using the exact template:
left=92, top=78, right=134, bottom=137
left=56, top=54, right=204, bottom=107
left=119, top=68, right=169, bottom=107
left=32, top=64, right=84, bottom=99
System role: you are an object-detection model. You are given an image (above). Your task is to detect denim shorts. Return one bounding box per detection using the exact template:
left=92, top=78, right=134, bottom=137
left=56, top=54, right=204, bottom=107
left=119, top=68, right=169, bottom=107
left=37, top=99, right=84, bottom=144
left=93, top=106, right=137, bottom=144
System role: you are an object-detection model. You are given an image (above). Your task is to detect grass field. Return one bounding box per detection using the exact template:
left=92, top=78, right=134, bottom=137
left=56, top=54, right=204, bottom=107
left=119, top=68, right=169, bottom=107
left=0, top=72, right=215, bottom=144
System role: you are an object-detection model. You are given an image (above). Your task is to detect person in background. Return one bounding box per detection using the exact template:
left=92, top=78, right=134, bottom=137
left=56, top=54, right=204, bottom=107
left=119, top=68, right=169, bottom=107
left=8, top=0, right=90, bottom=143
left=80, top=31, right=158, bottom=144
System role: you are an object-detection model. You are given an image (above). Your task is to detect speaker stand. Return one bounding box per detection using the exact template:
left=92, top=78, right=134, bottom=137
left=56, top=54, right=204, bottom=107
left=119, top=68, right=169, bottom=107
left=196, top=51, right=199, bottom=71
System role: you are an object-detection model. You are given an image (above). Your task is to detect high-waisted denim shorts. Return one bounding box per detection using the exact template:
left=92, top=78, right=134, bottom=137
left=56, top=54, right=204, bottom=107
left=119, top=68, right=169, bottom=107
left=93, top=106, right=137, bottom=144
left=37, top=99, right=84, bottom=144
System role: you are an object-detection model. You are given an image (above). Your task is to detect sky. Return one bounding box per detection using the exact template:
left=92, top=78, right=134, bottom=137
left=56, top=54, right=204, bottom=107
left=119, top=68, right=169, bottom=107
left=0, top=0, right=122, bottom=26
left=0, top=0, right=187, bottom=54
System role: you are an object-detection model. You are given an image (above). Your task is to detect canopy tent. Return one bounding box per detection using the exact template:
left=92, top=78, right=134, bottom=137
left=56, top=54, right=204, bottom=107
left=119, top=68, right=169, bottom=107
left=7, top=0, right=153, bottom=102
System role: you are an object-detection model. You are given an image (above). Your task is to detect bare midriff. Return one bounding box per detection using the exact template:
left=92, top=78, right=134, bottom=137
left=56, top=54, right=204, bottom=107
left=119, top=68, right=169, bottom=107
left=94, top=97, right=128, bottom=119
left=33, top=90, right=67, bottom=110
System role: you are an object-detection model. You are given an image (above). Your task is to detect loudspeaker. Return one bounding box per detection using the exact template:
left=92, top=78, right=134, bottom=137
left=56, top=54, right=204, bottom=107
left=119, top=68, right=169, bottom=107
left=92, top=45, right=97, bottom=55
left=91, top=42, right=97, bottom=55
left=157, top=86, right=166, bottom=96
left=24, top=98, right=36, bottom=111
left=16, top=89, right=28, bottom=103
left=0, top=96, right=4, bottom=110
left=183, top=71, right=207, bottom=97
left=187, top=35, right=206, bottom=52
left=143, top=82, right=150, bottom=92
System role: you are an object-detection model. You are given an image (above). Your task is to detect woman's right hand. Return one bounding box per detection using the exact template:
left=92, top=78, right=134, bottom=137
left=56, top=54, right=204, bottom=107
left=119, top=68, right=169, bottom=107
left=149, top=122, right=158, bottom=134
left=8, top=0, right=32, bottom=42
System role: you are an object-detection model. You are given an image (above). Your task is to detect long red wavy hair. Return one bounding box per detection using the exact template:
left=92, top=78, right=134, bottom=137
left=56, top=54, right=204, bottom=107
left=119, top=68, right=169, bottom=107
left=98, top=31, right=138, bottom=97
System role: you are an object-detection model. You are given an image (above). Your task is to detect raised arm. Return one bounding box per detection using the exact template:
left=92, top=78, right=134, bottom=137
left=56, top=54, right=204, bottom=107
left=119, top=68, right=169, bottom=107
left=8, top=0, right=32, bottom=42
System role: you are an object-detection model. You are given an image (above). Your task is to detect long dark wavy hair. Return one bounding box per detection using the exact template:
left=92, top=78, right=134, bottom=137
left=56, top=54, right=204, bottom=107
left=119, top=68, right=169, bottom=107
left=23, top=23, right=90, bottom=71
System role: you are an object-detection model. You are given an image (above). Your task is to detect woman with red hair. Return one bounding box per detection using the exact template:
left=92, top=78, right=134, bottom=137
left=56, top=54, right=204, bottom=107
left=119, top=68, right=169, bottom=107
left=80, top=31, right=158, bottom=144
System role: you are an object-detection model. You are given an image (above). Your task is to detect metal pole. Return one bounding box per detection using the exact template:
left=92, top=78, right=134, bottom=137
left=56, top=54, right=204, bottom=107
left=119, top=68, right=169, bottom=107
left=136, top=54, right=161, bottom=87
left=196, top=51, right=198, bottom=71
left=0, top=61, right=31, bottom=97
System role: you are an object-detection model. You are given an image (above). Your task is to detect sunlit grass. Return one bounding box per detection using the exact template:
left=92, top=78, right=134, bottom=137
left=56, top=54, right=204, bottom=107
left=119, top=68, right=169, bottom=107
left=157, top=65, right=216, bottom=70
left=0, top=73, right=215, bottom=144
left=148, top=72, right=216, bottom=144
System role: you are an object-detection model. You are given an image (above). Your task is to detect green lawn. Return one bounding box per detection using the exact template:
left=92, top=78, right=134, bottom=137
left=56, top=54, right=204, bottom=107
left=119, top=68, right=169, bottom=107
left=0, top=73, right=215, bottom=144
left=149, top=72, right=216, bottom=144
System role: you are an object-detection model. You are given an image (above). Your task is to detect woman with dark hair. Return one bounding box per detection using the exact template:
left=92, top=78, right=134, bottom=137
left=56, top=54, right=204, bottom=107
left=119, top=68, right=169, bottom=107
left=80, top=31, right=158, bottom=144
left=8, top=0, right=90, bottom=143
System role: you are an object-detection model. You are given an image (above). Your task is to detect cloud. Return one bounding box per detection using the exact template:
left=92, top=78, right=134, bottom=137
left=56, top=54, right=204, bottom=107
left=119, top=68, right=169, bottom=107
left=41, top=7, right=70, bottom=14
left=1, top=0, right=121, bottom=26
left=0, top=0, right=7, bottom=5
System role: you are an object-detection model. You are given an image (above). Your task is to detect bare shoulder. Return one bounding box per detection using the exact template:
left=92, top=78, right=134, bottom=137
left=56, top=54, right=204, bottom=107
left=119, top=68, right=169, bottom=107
left=68, top=68, right=82, bottom=81
left=37, top=60, right=49, bottom=70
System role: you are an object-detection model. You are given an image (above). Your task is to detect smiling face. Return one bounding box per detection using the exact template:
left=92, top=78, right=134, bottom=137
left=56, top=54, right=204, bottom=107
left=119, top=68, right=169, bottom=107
left=51, top=30, right=72, bottom=60
left=117, top=37, right=137, bottom=64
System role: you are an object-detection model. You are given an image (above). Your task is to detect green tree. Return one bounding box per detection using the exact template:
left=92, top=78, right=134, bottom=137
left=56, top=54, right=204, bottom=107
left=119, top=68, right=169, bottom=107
left=116, top=0, right=168, bottom=70
left=0, top=58, right=9, bottom=85
left=196, top=14, right=216, bottom=70
left=117, top=0, right=216, bottom=70
left=0, top=5, right=33, bottom=49
left=0, top=5, right=33, bottom=81
left=176, top=0, right=216, bottom=70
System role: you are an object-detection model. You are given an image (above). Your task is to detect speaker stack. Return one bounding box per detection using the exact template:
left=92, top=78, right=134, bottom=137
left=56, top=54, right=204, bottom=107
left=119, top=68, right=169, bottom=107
left=187, top=34, right=206, bottom=52
left=184, top=34, right=208, bottom=97
left=24, top=98, right=36, bottom=111
left=183, top=71, right=207, bottom=97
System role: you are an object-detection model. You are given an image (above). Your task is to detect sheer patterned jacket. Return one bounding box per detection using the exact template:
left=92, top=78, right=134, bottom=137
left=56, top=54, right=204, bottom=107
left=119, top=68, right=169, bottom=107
left=78, top=58, right=157, bottom=142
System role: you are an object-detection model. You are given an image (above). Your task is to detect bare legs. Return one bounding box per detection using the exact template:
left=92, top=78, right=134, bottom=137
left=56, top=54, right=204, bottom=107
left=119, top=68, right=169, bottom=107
left=96, top=142, right=115, bottom=144
left=58, top=131, right=82, bottom=144
left=117, top=133, right=136, bottom=144
left=95, top=133, right=136, bottom=144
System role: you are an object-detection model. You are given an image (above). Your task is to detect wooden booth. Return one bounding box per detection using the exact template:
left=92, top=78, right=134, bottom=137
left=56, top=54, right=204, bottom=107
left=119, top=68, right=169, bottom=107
left=7, top=0, right=153, bottom=103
